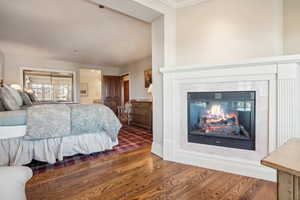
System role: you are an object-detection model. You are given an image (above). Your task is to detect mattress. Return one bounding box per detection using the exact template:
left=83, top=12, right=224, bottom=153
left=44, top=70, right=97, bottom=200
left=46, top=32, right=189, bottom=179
left=0, top=110, right=27, bottom=126
left=0, top=126, right=26, bottom=140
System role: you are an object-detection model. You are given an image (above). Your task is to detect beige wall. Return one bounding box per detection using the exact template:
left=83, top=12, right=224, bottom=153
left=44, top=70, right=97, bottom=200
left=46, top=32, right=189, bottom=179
left=176, top=0, right=283, bottom=66
left=3, top=53, right=120, bottom=102
left=120, top=56, right=152, bottom=101
left=284, top=0, right=300, bottom=55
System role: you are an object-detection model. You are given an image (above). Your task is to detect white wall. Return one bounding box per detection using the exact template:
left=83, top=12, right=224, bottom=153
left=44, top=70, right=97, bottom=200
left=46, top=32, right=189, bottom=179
left=120, top=57, right=152, bottom=101
left=176, top=0, right=283, bottom=66
left=3, top=53, right=120, bottom=102
left=284, top=0, right=300, bottom=55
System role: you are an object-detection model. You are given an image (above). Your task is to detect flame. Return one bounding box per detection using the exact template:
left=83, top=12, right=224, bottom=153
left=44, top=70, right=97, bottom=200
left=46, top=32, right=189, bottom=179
left=205, top=104, right=226, bottom=123
left=199, top=103, right=240, bottom=134
left=210, top=104, right=222, bottom=115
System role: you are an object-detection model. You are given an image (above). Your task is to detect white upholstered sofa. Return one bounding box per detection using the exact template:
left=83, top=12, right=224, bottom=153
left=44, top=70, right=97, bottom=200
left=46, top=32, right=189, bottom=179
left=0, top=166, right=33, bottom=200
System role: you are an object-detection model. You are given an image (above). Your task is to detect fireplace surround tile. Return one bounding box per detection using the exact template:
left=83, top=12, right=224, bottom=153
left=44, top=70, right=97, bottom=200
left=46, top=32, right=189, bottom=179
left=180, top=81, right=269, bottom=161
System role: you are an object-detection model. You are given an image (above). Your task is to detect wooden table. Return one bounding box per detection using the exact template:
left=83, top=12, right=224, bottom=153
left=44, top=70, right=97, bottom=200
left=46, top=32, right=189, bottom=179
left=262, top=138, right=300, bottom=200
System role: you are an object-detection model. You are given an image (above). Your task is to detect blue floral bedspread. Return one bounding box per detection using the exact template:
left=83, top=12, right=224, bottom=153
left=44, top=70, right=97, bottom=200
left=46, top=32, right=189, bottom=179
left=25, top=104, right=122, bottom=142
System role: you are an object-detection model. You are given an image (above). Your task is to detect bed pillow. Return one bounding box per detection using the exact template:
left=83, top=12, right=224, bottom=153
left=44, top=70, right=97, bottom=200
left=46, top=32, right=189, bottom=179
left=26, top=92, right=39, bottom=103
left=0, top=86, right=20, bottom=111
left=0, top=98, right=6, bottom=111
left=4, top=85, right=23, bottom=106
left=19, top=91, right=32, bottom=106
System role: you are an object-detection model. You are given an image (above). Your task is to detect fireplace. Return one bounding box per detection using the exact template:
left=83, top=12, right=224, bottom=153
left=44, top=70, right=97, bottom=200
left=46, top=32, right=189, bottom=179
left=188, top=91, right=256, bottom=150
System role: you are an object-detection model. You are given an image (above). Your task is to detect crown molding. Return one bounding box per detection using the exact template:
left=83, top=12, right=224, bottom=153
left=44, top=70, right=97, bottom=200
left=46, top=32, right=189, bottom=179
left=158, top=0, right=177, bottom=8
left=159, top=0, right=209, bottom=8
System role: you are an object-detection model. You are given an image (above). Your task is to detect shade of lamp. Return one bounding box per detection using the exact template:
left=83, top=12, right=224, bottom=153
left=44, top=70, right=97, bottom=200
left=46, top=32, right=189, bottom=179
left=26, top=89, right=34, bottom=94
left=10, top=84, right=22, bottom=90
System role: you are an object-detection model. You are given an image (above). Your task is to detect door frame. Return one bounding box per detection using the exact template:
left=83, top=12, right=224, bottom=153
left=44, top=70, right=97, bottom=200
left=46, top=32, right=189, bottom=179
left=121, top=73, right=130, bottom=105
left=93, top=0, right=177, bottom=157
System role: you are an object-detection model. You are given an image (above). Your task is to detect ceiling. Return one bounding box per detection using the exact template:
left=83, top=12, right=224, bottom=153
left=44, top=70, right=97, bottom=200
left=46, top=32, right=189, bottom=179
left=160, top=0, right=208, bottom=8
left=0, top=0, right=152, bottom=67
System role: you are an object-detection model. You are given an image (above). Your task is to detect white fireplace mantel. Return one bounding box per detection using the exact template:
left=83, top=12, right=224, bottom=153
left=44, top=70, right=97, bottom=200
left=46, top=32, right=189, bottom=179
left=160, top=55, right=300, bottom=181
left=161, top=55, right=300, bottom=73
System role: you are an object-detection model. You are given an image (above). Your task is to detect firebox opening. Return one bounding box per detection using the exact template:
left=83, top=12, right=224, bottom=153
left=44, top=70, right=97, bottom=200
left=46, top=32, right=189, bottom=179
left=188, top=91, right=256, bottom=150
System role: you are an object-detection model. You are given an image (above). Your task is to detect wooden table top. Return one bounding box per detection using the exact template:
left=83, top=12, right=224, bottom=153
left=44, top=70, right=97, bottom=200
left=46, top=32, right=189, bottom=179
left=262, top=138, right=300, bottom=176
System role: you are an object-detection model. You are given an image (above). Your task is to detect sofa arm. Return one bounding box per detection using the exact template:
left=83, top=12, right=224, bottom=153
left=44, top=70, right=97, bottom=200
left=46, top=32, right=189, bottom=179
left=0, top=166, right=33, bottom=200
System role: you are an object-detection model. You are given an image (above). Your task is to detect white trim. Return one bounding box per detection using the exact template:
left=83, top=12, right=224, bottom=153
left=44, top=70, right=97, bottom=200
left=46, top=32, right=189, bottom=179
left=151, top=141, right=163, bottom=157
left=20, top=67, right=77, bottom=102
left=160, top=55, right=300, bottom=73
left=120, top=72, right=131, bottom=104
left=268, top=79, right=278, bottom=152
left=174, top=149, right=277, bottom=181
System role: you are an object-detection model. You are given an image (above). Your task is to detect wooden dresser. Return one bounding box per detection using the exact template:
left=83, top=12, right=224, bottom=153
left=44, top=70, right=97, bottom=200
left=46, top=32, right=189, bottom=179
left=262, top=138, right=300, bottom=200
left=130, top=101, right=152, bottom=131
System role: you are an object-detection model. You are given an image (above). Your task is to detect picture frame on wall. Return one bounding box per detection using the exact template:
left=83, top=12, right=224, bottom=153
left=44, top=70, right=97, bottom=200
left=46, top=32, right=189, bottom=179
left=144, top=69, right=152, bottom=88
left=80, top=83, right=88, bottom=96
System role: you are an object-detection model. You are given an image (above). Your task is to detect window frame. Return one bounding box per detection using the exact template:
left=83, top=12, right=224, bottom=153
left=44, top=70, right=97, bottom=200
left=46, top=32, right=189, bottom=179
left=21, top=67, right=76, bottom=103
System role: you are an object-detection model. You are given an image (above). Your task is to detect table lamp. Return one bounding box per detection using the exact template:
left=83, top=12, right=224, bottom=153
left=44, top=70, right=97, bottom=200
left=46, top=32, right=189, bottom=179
left=0, top=49, right=4, bottom=87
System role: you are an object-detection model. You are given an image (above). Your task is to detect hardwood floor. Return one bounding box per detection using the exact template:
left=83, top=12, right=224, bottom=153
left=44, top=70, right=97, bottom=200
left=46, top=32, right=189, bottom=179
left=26, top=146, right=277, bottom=200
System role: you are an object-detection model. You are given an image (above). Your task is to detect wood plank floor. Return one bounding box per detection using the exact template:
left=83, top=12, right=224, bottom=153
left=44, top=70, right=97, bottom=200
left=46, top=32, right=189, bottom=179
left=26, top=146, right=277, bottom=200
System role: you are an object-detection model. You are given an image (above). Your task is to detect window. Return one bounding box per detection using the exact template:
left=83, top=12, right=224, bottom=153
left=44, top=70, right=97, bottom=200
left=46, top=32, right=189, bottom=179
left=23, top=70, right=74, bottom=102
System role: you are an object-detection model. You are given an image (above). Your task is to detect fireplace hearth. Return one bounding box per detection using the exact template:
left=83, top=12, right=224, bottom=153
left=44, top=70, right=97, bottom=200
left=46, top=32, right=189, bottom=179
left=188, top=91, right=256, bottom=150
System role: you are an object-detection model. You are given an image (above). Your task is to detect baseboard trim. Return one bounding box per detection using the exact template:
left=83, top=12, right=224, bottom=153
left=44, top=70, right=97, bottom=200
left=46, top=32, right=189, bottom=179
left=167, top=149, right=277, bottom=182
left=151, top=142, right=163, bottom=158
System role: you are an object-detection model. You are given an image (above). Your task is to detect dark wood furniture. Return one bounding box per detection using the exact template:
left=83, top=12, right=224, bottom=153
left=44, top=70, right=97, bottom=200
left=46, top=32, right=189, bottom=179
left=262, top=138, right=300, bottom=200
left=130, top=101, right=152, bottom=131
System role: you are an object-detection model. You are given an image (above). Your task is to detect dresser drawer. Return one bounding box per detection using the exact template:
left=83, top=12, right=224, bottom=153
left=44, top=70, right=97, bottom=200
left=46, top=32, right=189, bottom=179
left=130, top=101, right=152, bottom=131
left=131, top=107, right=149, bottom=115
left=131, top=103, right=150, bottom=109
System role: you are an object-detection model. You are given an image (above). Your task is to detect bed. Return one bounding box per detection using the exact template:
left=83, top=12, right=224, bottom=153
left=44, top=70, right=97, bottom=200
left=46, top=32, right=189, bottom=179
left=0, top=88, right=122, bottom=166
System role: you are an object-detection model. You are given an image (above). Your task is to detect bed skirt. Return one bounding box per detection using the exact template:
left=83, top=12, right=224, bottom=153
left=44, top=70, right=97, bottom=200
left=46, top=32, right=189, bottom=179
left=0, top=132, right=118, bottom=166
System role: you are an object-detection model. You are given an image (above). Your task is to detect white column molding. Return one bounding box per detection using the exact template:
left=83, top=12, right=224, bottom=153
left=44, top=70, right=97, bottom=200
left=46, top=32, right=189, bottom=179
left=277, top=79, right=296, bottom=146
left=277, top=63, right=298, bottom=146
left=163, top=73, right=175, bottom=160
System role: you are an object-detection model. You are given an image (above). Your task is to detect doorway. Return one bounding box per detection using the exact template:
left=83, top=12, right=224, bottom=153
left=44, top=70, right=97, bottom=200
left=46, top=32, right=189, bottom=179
left=83, top=0, right=175, bottom=157
left=122, top=74, right=130, bottom=105
left=79, top=69, right=102, bottom=104
left=101, top=75, right=122, bottom=114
